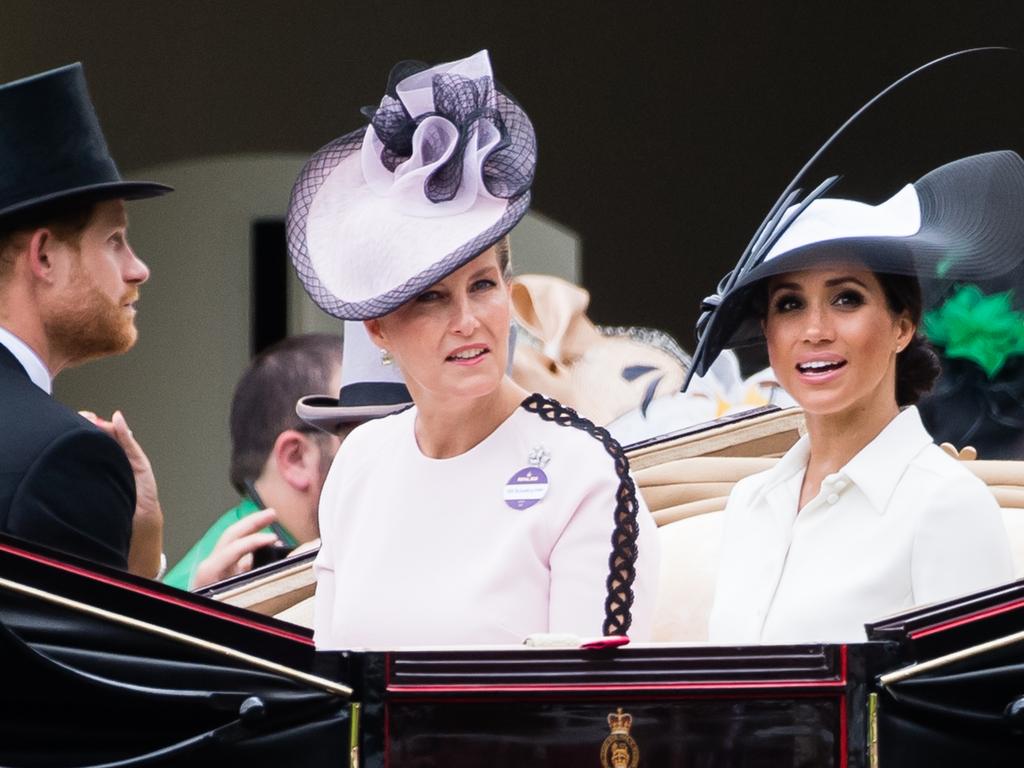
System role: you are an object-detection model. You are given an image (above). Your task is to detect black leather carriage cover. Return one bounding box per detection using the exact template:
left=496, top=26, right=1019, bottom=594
left=880, top=645, right=1024, bottom=765
left=0, top=534, right=349, bottom=767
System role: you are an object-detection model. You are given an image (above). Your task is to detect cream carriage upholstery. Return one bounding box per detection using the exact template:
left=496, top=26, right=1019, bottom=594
left=634, top=414, right=1024, bottom=643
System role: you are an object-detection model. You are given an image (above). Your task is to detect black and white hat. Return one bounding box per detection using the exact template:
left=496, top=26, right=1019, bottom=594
left=689, top=150, right=1024, bottom=379
left=287, top=50, right=536, bottom=320
left=296, top=321, right=412, bottom=433
left=687, top=49, right=1024, bottom=383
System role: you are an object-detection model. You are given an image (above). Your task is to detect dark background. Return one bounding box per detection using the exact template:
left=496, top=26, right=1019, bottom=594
left=3, top=1, right=1023, bottom=353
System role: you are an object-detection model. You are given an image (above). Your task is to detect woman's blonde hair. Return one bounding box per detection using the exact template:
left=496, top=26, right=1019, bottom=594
left=495, top=235, right=513, bottom=279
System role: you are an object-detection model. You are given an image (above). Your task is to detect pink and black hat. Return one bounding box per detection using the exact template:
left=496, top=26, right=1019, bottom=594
left=287, top=50, right=536, bottom=320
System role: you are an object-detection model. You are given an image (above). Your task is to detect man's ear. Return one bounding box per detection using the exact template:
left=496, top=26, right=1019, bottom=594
left=272, top=430, right=318, bottom=493
left=26, top=228, right=60, bottom=283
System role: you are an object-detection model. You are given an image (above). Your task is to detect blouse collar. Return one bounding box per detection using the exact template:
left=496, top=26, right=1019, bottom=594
left=753, top=406, right=934, bottom=514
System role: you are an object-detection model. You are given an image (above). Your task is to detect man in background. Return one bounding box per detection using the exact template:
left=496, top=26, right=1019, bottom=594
left=164, top=334, right=342, bottom=589
left=0, top=63, right=171, bottom=575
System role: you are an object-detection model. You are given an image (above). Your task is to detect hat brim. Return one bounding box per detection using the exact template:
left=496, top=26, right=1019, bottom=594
left=296, top=394, right=410, bottom=433
left=0, top=180, right=172, bottom=220
left=689, top=150, right=1024, bottom=379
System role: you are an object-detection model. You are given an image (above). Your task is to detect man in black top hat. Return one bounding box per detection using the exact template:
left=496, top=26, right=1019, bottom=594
left=0, top=63, right=171, bottom=575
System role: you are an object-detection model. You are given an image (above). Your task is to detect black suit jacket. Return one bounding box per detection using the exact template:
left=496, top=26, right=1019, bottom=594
left=0, top=344, right=134, bottom=569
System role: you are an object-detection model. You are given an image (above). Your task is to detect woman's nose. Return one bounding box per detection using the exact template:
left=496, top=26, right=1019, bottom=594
left=802, top=304, right=834, bottom=343
left=450, top=295, right=480, bottom=336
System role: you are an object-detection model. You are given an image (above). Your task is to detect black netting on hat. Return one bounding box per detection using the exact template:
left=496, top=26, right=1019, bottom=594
left=368, top=72, right=535, bottom=206
left=370, top=95, right=417, bottom=173
left=484, top=91, right=536, bottom=199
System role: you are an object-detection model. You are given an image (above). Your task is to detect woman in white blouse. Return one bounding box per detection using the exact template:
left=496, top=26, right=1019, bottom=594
left=689, top=151, right=1024, bottom=643
left=286, top=51, right=658, bottom=648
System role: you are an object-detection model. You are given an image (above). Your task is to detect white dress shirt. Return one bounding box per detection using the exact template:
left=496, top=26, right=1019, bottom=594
left=0, top=326, right=51, bottom=393
left=709, top=406, right=1014, bottom=644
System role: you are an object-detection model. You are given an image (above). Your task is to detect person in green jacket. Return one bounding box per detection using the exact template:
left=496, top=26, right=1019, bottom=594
left=164, top=333, right=342, bottom=590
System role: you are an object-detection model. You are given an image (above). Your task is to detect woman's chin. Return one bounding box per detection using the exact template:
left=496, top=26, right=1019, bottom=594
left=788, top=384, right=851, bottom=416
left=439, top=368, right=504, bottom=401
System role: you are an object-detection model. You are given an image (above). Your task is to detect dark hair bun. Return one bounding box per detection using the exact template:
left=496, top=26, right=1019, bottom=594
left=896, top=334, right=941, bottom=406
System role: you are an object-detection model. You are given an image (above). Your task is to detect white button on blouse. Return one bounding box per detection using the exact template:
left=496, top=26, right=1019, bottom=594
left=708, top=407, right=1015, bottom=644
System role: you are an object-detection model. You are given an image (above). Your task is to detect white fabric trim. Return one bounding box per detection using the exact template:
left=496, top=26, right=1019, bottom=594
left=764, top=183, right=922, bottom=262
left=0, top=325, right=51, bottom=394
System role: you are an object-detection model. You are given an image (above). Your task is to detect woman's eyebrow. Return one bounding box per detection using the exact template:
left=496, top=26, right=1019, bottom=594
left=768, top=281, right=801, bottom=296
left=824, top=276, right=869, bottom=289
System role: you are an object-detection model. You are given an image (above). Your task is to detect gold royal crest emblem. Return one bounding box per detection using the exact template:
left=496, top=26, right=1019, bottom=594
left=600, top=708, right=639, bottom=768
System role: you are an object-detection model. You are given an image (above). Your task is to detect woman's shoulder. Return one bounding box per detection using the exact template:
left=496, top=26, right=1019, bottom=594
left=912, top=443, right=987, bottom=483
left=906, top=443, right=996, bottom=505
left=338, top=405, right=415, bottom=456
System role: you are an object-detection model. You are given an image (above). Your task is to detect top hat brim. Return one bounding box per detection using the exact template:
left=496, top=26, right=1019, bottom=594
left=688, top=150, right=1024, bottom=380
left=0, top=180, right=173, bottom=221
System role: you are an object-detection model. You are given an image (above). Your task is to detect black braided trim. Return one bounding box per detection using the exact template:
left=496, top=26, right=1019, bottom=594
left=521, top=393, right=639, bottom=636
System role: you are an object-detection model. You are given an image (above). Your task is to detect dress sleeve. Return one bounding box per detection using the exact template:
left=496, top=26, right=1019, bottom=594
left=911, top=473, right=1015, bottom=605
left=7, top=427, right=133, bottom=570
left=548, top=466, right=660, bottom=640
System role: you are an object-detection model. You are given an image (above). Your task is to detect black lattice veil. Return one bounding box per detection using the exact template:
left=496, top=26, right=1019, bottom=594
left=287, top=60, right=536, bottom=320
left=521, top=394, right=642, bottom=637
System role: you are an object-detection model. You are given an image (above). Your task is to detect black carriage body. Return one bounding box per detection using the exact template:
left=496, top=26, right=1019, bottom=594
left=325, top=643, right=889, bottom=768
left=0, top=533, right=1023, bottom=766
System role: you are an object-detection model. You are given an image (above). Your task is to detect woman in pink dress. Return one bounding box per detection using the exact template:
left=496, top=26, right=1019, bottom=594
left=287, top=51, right=659, bottom=649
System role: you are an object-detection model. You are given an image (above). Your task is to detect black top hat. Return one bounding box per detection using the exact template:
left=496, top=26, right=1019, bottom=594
left=0, top=63, right=170, bottom=220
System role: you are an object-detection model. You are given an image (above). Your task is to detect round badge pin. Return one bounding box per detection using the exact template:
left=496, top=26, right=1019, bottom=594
left=503, top=466, right=549, bottom=510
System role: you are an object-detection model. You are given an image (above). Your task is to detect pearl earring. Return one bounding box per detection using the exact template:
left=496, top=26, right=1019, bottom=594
left=380, top=348, right=393, bottom=366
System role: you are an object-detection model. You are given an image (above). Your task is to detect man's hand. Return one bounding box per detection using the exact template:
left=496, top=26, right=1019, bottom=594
left=191, top=509, right=280, bottom=590
left=80, top=410, right=164, bottom=578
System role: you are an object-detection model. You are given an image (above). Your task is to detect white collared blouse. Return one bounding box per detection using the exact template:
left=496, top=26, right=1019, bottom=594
left=708, top=406, right=1014, bottom=644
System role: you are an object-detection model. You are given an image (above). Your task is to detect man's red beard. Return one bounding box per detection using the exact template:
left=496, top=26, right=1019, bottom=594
left=45, top=275, right=139, bottom=367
